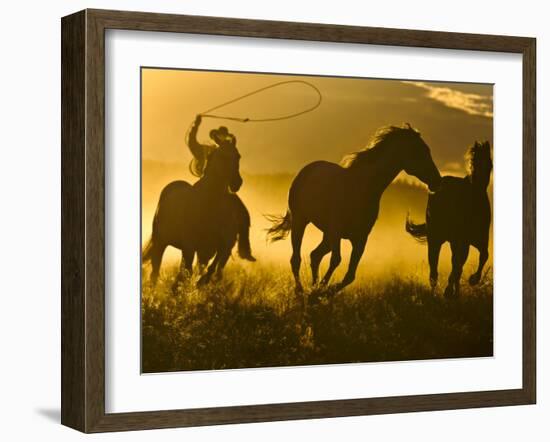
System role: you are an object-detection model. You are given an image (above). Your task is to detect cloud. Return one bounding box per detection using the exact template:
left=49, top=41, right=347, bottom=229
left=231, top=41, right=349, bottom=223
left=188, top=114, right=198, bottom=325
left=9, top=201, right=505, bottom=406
left=404, top=81, right=493, bottom=118
left=439, top=161, right=466, bottom=176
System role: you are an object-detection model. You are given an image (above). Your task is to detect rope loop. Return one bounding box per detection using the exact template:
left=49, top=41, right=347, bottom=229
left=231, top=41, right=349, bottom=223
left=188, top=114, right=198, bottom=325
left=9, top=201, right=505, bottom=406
left=199, top=80, right=322, bottom=123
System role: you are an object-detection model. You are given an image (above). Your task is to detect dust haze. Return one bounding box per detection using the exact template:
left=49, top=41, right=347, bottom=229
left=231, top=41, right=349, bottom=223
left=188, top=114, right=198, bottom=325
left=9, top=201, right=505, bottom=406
left=140, top=68, right=494, bottom=372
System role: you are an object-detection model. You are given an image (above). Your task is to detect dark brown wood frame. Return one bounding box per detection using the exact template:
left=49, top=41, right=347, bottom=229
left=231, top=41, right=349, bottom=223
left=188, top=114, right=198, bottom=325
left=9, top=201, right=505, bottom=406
left=61, top=8, right=536, bottom=433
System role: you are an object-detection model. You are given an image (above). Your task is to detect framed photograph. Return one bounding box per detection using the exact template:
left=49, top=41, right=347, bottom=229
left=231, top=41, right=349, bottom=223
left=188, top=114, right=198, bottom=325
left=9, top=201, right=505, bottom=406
left=61, top=9, right=536, bottom=433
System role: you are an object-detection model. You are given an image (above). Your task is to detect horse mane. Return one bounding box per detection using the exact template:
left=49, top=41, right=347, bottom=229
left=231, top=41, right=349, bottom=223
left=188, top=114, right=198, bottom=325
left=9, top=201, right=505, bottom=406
left=341, top=124, right=420, bottom=168
left=465, top=141, right=492, bottom=185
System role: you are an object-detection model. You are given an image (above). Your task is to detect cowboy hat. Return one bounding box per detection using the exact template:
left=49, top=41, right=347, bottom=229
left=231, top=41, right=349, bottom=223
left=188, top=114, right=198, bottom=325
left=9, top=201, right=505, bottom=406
left=209, top=126, right=233, bottom=145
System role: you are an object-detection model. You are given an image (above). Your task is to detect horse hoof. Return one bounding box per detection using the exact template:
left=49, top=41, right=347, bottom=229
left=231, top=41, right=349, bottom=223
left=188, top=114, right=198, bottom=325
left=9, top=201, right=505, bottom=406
left=333, top=280, right=350, bottom=293
left=197, top=275, right=211, bottom=287
left=307, top=293, right=318, bottom=307
left=307, top=289, right=326, bottom=307
left=469, top=274, right=481, bottom=286
left=444, top=285, right=458, bottom=299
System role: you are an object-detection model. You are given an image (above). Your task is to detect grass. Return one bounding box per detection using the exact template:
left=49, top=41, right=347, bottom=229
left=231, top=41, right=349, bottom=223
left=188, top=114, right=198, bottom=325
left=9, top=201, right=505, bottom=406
left=141, top=263, right=493, bottom=373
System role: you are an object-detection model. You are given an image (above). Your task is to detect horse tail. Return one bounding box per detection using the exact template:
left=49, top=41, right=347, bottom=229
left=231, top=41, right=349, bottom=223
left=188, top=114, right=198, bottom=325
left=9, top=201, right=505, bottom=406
left=265, top=210, right=292, bottom=242
left=142, top=202, right=161, bottom=263
left=142, top=237, right=154, bottom=263
left=405, top=213, right=428, bottom=243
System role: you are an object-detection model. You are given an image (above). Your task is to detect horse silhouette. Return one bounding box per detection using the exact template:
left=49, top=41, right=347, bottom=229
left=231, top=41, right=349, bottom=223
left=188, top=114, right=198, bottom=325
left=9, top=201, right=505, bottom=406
left=142, top=135, right=243, bottom=287
left=267, top=124, right=442, bottom=293
left=406, top=141, right=492, bottom=297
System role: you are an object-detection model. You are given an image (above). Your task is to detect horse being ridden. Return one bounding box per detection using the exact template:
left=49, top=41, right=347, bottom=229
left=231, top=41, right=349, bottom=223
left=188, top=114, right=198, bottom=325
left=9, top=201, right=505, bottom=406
left=406, top=141, right=492, bottom=297
left=267, top=124, right=441, bottom=293
left=188, top=115, right=255, bottom=262
left=142, top=124, right=246, bottom=287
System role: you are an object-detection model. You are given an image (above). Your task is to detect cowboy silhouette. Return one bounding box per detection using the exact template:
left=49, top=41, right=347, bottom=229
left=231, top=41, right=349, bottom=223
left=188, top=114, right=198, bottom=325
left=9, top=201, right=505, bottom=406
left=187, top=114, right=256, bottom=261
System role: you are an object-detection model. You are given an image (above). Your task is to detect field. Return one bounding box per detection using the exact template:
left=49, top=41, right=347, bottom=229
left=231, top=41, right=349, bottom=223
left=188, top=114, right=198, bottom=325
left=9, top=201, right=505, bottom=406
left=141, top=262, right=493, bottom=373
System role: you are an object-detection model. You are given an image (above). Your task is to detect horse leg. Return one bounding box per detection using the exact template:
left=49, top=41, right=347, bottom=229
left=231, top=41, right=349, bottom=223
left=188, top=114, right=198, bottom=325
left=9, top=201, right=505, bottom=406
left=428, top=238, right=443, bottom=289
left=196, top=260, right=207, bottom=275
left=195, top=249, right=211, bottom=275
left=335, top=236, right=367, bottom=291
left=171, top=251, right=186, bottom=292
left=444, top=241, right=469, bottom=298
left=171, top=249, right=194, bottom=292
left=320, top=236, right=342, bottom=286
left=290, top=218, right=307, bottom=293
left=310, top=235, right=330, bottom=285
left=231, top=195, right=255, bottom=262
left=469, top=246, right=489, bottom=285
left=149, top=243, right=166, bottom=286
left=214, top=248, right=232, bottom=280
left=197, top=253, right=219, bottom=286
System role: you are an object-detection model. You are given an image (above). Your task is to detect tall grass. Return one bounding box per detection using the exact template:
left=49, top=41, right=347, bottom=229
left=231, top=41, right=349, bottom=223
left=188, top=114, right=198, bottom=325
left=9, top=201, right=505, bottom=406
left=142, top=263, right=493, bottom=373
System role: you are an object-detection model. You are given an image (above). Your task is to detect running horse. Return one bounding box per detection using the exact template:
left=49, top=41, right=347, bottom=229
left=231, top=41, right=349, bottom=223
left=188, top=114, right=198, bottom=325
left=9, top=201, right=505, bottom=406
left=267, top=124, right=441, bottom=293
left=406, top=141, right=492, bottom=297
left=142, top=134, right=243, bottom=287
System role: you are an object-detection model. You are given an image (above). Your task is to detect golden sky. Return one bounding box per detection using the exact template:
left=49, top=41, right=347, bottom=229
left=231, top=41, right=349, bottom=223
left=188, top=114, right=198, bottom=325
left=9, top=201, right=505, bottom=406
left=141, top=68, right=493, bottom=176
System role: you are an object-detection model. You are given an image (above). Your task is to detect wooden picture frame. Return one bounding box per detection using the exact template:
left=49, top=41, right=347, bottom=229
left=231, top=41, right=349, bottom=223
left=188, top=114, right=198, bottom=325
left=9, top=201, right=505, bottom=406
left=61, top=8, right=536, bottom=433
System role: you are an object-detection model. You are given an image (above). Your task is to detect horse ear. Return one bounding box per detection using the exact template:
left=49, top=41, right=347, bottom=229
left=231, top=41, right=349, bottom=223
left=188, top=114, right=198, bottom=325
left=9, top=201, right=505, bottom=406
left=404, top=122, right=420, bottom=135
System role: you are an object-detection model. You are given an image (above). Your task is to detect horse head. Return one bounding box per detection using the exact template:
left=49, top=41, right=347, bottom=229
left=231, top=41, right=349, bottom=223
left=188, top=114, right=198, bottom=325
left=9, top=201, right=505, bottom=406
left=204, top=134, right=243, bottom=192
left=400, top=124, right=441, bottom=191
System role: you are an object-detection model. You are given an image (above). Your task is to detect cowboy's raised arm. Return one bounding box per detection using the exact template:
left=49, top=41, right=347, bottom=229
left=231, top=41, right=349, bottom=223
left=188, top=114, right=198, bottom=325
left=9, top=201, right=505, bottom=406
left=186, top=114, right=206, bottom=160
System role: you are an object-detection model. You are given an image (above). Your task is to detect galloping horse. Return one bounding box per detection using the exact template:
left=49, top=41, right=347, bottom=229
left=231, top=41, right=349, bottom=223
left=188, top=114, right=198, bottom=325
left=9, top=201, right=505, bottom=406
left=267, top=124, right=441, bottom=293
left=142, top=136, right=243, bottom=287
left=406, top=141, right=492, bottom=298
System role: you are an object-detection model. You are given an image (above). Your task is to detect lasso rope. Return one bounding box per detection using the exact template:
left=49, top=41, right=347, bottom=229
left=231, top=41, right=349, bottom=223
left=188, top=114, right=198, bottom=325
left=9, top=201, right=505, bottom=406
left=199, top=80, right=322, bottom=122
left=186, top=80, right=321, bottom=176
